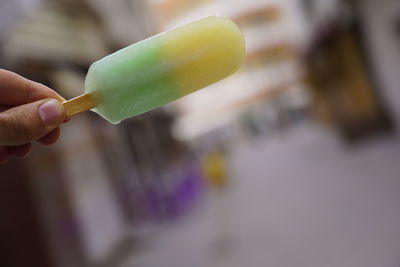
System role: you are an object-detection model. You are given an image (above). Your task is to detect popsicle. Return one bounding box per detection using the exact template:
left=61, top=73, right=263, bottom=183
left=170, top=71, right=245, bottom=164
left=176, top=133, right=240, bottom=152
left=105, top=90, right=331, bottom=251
left=63, top=16, right=245, bottom=124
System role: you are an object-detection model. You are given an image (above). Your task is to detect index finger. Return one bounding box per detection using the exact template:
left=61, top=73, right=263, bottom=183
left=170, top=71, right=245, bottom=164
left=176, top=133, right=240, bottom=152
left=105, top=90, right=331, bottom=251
left=0, top=69, right=64, bottom=106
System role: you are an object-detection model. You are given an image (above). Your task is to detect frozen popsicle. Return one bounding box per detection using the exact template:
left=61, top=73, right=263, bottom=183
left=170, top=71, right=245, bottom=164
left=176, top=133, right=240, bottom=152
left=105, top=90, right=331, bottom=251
left=63, top=16, right=245, bottom=124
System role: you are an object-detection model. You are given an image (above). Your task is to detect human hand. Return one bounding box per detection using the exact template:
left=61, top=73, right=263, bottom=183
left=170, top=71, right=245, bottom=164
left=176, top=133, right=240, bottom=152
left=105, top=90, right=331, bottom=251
left=0, top=69, right=67, bottom=163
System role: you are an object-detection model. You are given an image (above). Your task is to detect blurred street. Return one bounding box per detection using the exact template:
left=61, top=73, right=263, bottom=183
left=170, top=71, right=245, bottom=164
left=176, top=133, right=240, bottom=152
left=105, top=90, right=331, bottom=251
left=121, top=123, right=400, bottom=267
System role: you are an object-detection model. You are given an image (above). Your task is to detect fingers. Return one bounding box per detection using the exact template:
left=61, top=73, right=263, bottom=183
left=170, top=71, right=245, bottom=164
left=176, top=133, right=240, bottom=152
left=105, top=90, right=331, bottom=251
left=0, top=128, right=63, bottom=164
left=7, top=143, right=32, bottom=157
left=38, top=128, right=61, bottom=145
left=0, top=98, right=66, bottom=145
left=0, top=144, right=32, bottom=164
left=0, top=69, right=64, bottom=106
left=0, top=128, right=62, bottom=164
left=0, top=146, right=8, bottom=163
left=0, top=70, right=68, bottom=163
left=0, top=105, right=9, bottom=112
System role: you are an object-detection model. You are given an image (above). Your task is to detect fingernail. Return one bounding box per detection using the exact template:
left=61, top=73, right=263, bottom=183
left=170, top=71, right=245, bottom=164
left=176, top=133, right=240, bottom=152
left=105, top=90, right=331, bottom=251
left=38, top=99, right=64, bottom=126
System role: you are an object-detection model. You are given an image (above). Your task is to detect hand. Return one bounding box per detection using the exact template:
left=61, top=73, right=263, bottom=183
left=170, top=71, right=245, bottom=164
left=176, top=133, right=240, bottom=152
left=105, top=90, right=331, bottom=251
left=0, top=69, right=67, bottom=163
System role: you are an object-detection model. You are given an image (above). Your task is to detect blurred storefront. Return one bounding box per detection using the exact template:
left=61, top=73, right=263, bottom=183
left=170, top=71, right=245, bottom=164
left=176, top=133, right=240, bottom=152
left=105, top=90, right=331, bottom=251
left=302, top=0, right=394, bottom=141
left=356, top=0, right=400, bottom=132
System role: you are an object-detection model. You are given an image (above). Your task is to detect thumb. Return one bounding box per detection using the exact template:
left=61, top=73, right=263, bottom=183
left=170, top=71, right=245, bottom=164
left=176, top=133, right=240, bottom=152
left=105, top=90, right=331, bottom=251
left=0, top=99, right=66, bottom=145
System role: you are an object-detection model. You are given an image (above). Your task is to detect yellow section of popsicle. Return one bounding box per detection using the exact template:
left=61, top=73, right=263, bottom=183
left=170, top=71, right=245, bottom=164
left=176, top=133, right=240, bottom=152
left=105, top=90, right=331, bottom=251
left=162, top=16, right=245, bottom=96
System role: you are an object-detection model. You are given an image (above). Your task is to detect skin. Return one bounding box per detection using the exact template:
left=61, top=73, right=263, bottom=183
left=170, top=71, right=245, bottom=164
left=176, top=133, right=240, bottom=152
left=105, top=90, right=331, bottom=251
left=0, top=69, right=67, bottom=164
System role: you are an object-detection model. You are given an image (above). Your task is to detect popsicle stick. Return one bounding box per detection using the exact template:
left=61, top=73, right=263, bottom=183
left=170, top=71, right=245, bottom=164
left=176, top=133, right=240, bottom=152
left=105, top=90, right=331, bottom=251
left=63, top=93, right=96, bottom=117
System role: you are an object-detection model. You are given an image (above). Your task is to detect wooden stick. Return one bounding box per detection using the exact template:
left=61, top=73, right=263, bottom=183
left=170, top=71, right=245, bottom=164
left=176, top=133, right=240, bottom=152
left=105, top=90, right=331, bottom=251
left=63, top=93, right=96, bottom=117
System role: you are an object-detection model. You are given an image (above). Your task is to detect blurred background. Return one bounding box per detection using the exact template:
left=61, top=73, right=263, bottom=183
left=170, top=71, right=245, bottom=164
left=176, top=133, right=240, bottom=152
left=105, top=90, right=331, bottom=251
left=1, top=0, right=400, bottom=266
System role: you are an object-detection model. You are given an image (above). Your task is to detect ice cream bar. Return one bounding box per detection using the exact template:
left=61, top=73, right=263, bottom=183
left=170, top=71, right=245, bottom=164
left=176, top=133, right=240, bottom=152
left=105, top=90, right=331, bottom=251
left=63, top=16, right=245, bottom=123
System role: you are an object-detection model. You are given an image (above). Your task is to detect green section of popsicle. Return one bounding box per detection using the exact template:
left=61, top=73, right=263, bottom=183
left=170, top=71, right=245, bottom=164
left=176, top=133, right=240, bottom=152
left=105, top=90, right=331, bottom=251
left=85, top=37, right=179, bottom=124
